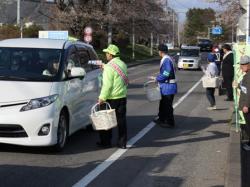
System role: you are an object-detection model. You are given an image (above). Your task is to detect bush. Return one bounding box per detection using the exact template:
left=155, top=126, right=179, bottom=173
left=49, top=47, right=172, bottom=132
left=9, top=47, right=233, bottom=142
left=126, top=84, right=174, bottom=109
left=0, top=24, right=44, bottom=40
left=113, top=31, right=129, bottom=48
left=0, top=24, right=20, bottom=40
left=23, top=24, right=43, bottom=38
left=92, top=30, right=107, bottom=49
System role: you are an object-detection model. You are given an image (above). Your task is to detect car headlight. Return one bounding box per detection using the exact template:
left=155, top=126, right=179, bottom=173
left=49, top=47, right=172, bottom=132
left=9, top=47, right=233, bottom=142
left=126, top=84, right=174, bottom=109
left=20, top=94, right=58, bottom=112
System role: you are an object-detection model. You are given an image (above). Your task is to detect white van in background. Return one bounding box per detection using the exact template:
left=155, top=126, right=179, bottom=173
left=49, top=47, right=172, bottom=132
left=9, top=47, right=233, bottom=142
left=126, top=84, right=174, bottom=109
left=177, top=46, right=201, bottom=70
left=0, top=38, right=101, bottom=151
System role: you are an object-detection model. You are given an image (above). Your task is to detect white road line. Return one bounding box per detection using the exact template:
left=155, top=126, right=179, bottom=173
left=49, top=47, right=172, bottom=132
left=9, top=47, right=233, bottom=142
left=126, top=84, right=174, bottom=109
left=73, top=77, right=203, bottom=187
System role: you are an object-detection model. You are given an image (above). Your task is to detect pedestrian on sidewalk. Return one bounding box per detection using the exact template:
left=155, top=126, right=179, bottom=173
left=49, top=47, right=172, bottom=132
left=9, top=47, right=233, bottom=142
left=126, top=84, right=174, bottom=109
left=221, top=44, right=234, bottom=101
left=238, top=55, right=250, bottom=150
left=204, top=53, right=219, bottom=110
left=212, top=46, right=221, bottom=75
left=97, top=44, right=128, bottom=149
left=153, top=44, right=177, bottom=128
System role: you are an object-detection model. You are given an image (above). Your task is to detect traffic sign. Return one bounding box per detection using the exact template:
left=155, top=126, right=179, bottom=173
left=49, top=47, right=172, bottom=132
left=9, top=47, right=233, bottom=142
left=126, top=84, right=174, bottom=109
left=39, top=31, right=68, bottom=40
left=84, top=27, right=93, bottom=35
left=84, top=35, right=92, bottom=43
left=212, top=26, right=222, bottom=35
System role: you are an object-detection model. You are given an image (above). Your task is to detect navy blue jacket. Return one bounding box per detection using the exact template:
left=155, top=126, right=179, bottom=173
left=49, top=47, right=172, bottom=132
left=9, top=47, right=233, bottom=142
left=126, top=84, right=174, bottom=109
left=156, top=55, right=177, bottom=95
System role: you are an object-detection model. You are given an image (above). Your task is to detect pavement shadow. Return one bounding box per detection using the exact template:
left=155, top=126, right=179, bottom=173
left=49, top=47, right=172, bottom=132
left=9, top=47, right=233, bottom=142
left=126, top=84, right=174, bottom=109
left=0, top=153, right=184, bottom=187
left=0, top=113, right=229, bottom=155
left=0, top=114, right=228, bottom=186
left=128, top=83, right=144, bottom=89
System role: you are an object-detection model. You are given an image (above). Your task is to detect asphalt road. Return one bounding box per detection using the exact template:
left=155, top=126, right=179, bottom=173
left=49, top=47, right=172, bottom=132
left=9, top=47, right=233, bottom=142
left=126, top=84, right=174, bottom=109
left=0, top=53, right=230, bottom=187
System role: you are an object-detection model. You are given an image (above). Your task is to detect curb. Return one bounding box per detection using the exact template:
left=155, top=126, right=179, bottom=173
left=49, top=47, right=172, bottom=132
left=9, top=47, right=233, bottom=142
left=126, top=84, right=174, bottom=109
left=225, top=116, right=241, bottom=187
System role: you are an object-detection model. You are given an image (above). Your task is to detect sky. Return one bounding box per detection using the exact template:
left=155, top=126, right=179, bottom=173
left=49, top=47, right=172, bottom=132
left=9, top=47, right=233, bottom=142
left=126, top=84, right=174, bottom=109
left=168, top=0, right=222, bottom=22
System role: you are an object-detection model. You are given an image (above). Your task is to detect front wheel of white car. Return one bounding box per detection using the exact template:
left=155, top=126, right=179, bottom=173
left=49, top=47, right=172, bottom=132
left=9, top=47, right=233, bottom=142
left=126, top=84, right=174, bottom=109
left=54, top=111, right=68, bottom=152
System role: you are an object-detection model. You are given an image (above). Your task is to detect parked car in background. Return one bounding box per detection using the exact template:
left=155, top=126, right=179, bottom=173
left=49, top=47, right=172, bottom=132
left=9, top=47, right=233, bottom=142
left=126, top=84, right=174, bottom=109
left=0, top=38, right=101, bottom=151
left=165, top=43, right=174, bottom=50
left=197, top=38, right=213, bottom=51
left=177, top=46, right=201, bottom=70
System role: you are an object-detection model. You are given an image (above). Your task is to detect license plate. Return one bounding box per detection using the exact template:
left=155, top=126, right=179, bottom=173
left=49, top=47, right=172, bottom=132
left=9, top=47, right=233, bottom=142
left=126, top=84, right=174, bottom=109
left=183, top=64, right=189, bottom=68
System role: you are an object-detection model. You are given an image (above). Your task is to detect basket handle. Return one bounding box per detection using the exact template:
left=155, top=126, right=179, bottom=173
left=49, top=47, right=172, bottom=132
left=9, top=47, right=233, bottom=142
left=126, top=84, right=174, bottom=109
left=143, top=80, right=159, bottom=91
left=144, top=80, right=158, bottom=87
left=91, top=102, right=112, bottom=114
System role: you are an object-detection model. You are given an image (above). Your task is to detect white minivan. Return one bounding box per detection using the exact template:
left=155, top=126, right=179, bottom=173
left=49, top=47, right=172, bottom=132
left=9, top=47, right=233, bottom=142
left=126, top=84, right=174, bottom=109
left=0, top=38, right=101, bottom=150
left=177, top=46, right=201, bottom=70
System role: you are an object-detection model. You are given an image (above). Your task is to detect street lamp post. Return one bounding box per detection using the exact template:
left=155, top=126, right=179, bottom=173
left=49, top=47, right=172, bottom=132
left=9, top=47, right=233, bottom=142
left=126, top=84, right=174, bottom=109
left=17, top=0, right=20, bottom=26
left=108, top=0, right=112, bottom=44
left=132, top=18, right=135, bottom=59
left=172, top=10, right=175, bottom=47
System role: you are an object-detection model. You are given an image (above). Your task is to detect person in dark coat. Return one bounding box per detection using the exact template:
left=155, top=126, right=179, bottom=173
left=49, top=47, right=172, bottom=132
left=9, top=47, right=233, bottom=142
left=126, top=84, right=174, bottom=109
left=221, top=44, right=234, bottom=101
left=238, top=55, right=250, bottom=150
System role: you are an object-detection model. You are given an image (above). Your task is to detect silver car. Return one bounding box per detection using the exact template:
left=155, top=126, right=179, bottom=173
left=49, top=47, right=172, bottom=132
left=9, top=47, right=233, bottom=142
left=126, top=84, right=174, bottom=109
left=177, top=46, right=201, bottom=70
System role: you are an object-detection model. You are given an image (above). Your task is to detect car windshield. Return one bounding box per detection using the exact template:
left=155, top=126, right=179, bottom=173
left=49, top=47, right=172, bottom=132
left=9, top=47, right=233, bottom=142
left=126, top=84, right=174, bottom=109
left=181, top=49, right=199, bottom=57
left=198, top=39, right=212, bottom=44
left=0, top=47, right=62, bottom=81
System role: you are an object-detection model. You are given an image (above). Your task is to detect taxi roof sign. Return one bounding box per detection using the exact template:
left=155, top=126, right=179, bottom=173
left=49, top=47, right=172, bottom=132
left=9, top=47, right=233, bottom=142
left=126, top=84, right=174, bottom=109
left=39, top=31, right=68, bottom=40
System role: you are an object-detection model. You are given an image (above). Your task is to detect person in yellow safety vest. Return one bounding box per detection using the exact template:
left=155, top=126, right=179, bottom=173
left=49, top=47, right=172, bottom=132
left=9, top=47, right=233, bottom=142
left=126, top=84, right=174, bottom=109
left=97, top=44, right=128, bottom=149
left=68, top=36, right=78, bottom=41
left=233, top=61, right=246, bottom=125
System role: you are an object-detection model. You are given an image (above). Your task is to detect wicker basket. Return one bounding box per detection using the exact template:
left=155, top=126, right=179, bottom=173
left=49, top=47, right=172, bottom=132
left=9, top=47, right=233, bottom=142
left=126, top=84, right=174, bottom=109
left=144, top=81, right=161, bottom=102
left=90, top=102, right=117, bottom=130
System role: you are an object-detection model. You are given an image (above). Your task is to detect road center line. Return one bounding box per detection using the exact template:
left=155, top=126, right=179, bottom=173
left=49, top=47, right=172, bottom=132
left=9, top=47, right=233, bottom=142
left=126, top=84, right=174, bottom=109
left=73, top=77, right=203, bottom=187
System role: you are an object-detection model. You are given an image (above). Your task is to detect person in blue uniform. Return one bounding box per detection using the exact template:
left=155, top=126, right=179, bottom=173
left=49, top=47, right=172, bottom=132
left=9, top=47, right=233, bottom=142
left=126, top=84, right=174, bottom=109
left=153, top=44, right=177, bottom=128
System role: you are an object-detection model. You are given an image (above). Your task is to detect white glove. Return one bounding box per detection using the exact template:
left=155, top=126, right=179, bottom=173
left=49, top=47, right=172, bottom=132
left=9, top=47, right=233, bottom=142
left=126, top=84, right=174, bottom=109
left=148, top=76, right=156, bottom=81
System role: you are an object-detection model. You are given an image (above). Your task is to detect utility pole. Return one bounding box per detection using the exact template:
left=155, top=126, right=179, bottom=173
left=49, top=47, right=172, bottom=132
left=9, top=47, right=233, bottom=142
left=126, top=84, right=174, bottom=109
left=150, top=33, right=153, bottom=56
left=17, top=0, right=20, bottom=26
left=232, top=24, right=234, bottom=43
left=177, top=16, right=180, bottom=47
left=132, top=18, right=135, bottom=59
left=172, top=10, right=175, bottom=47
left=108, top=0, right=112, bottom=44
left=17, top=0, right=23, bottom=38
left=208, top=27, right=210, bottom=39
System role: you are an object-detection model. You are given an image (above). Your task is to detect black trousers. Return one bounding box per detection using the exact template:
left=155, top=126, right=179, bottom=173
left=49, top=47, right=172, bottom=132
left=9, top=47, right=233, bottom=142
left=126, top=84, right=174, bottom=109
left=223, top=78, right=233, bottom=100
left=225, top=84, right=233, bottom=100
left=243, top=113, right=250, bottom=141
left=98, top=98, right=127, bottom=146
left=206, top=88, right=216, bottom=106
left=158, top=94, right=175, bottom=126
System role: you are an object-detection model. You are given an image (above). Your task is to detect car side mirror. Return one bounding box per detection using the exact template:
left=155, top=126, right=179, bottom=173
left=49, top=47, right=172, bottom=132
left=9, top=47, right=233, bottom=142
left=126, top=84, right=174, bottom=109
left=70, top=67, right=86, bottom=79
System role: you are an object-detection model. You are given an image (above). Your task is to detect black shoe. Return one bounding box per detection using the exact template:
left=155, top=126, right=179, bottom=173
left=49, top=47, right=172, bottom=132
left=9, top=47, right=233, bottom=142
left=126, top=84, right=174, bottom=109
left=224, top=98, right=233, bottom=101
left=96, top=142, right=112, bottom=148
left=117, top=143, right=127, bottom=149
left=243, top=143, right=250, bottom=151
left=159, top=122, right=175, bottom=128
left=153, top=118, right=164, bottom=124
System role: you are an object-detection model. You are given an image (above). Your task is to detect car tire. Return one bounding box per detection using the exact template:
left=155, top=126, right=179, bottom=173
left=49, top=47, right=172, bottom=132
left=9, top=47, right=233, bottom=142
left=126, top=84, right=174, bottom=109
left=53, top=111, right=68, bottom=152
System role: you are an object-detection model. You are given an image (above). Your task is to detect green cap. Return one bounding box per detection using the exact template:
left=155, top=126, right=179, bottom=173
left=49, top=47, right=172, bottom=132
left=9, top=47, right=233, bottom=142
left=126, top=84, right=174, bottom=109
left=103, top=44, right=120, bottom=56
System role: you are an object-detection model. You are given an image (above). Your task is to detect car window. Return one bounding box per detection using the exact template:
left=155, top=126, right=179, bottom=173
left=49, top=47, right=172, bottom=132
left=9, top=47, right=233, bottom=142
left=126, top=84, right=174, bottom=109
left=181, top=49, right=199, bottom=57
left=77, top=45, right=99, bottom=72
left=65, top=46, right=80, bottom=71
left=78, top=48, right=92, bottom=72
left=198, top=39, right=212, bottom=44
left=0, top=47, right=61, bottom=81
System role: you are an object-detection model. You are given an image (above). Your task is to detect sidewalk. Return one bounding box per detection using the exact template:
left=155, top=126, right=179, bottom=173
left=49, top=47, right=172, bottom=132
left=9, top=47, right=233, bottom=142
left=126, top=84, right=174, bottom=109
left=225, top=117, right=241, bottom=187
left=214, top=87, right=241, bottom=186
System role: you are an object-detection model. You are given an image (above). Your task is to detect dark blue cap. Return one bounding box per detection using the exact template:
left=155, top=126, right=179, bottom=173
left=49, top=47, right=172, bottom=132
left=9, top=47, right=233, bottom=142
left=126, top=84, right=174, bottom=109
left=158, top=44, right=168, bottom=52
